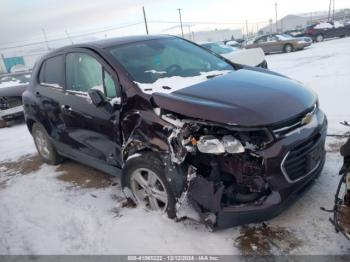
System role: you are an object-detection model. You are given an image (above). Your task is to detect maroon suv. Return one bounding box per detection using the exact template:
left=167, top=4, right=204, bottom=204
left=23, top=35, right=327, bottom=228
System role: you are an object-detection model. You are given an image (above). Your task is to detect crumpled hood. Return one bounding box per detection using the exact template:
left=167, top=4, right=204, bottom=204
left=152, top=69, right=317, bottom=127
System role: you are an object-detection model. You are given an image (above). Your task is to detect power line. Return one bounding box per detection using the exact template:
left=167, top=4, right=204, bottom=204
left=0, top=22, right=144, bottom=51
left=148, top=20, right=270, bottom=25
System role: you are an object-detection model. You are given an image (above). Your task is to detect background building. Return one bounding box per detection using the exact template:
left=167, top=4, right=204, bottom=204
left=259, top=8, right=350, bottom=34
left=184, top=28, right=242, bottom=43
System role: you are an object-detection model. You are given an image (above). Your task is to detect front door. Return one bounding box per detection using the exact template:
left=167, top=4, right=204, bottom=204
left=61, top=50, right=123, bottom=167
left=254, top=36, right=269, bottom=53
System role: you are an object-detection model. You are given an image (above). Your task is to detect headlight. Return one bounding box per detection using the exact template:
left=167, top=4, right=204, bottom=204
left=197, top=135, right=245, bottom=154
left=197, top=135, right=225, bottom=154
left=222, top=135, right=245, bottom=153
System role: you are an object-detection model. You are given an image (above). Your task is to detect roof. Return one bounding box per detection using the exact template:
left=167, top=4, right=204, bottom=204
left=43, top=35, right=175, bottom=59
left=56, top=35, right=174, bottom=53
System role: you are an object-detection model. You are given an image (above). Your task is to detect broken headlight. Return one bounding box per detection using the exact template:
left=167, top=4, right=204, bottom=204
left=197, top=135, right=245, bottom=154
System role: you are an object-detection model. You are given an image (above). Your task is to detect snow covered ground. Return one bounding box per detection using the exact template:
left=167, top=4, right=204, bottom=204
left=1, top=37, right=350, bottom=255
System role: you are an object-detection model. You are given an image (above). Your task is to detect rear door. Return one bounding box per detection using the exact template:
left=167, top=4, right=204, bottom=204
left=315, top=22, right=333, bottom=38
left=35, top=54, right=68, bottom=141
left=61, top=50, right=123, bottom=167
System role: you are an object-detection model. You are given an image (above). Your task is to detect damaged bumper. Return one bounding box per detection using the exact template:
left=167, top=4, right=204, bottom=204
left=176, top=108, right=327, bottom=229
left=216, top=155, right=325, bottom=228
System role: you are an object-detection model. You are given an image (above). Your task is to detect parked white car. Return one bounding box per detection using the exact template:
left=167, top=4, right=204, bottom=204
left=200, top=42, right=267, bottom=68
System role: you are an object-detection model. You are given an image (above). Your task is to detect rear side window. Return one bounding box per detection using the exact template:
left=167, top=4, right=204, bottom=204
left=39, top=55, right=64, bottom=88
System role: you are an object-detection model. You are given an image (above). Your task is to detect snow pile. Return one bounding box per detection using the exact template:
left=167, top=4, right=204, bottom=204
left=314, top=22, right=333, bottom=29
left=0, top=75, right=30, bottom=89
left=135, top=70, right=231, bottom=94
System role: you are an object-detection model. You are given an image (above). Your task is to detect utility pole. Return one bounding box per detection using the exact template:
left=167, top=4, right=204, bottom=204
left=65, top=29, right=74, bottom=45
left=269, top=19, right=273, bottom=34
left=187, top=25, right=192, bottom=41
left=275, top=3, right=278, bottom=33
left=332, top=0, right=335, bottom=20
left=142, top=6, right=149, bottom=35
left=0, top=53, right=6, bottom=73
left=245, top=20, right=249, bottom=39
left=177, top=8, right=184, bottom=38
left=41, top=28, right=50, bottom=50
left=328, top=0, right=332, bottom=21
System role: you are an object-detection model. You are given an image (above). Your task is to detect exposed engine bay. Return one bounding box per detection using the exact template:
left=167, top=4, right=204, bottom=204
left=159, top=110, right=274, bottom=225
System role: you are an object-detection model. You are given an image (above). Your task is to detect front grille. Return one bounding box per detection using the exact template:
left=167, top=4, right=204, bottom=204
left=282, top=133, right=323, bottom=182
left=273, top=105, right=316, bottom=137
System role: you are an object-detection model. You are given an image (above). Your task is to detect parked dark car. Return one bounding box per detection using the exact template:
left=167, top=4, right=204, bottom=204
left=245, top=34, right=311, bottom=54
left=23, top=35, right=327, bottom=229
left=304, top=21, right=350, bottom=42
left=0, top=72, right=30, bottom=127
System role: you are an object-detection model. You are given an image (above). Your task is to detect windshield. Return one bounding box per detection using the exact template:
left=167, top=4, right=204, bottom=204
left=278, top=34, right=293, bottom=39
left=201, top=43, right=236, bottom=55
left=109, top=37, right=234, bottom=86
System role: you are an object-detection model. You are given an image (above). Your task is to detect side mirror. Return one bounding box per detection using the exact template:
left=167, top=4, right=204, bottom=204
left=88, top=89, right=106, bottom=107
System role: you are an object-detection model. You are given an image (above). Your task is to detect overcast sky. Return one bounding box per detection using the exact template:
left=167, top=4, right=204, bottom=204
left=1, top=0, right=350, bottom=48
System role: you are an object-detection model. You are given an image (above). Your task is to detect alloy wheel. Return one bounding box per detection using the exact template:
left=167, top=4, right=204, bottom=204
left=34, top=129, right=50, bottom=159
left=130, top=168, right=168, bottom=212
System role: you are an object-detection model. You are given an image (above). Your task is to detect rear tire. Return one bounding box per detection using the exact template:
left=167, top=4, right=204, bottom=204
left=122, top=152, right=176, bottom=218
left=284, top=44, right=293, bottom=53
left=315, top=34, right=324, bottom=42
left=32, top=123, right=63, bottom=165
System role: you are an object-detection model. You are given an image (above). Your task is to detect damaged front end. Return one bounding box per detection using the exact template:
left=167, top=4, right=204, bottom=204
left=159, top=111, right=276, bottom=228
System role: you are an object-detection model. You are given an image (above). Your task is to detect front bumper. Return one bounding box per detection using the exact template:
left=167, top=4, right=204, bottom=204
left=215, top=109, right=327, bottom=229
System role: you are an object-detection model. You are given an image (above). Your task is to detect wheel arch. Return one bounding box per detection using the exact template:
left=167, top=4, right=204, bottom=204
left=26, top=117, right=36, bottom=133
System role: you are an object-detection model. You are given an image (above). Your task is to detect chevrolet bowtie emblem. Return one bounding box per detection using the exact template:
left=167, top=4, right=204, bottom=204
left=301, top=113, right=313, bottom=125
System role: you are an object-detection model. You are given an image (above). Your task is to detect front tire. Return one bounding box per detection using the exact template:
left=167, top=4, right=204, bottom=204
left=32, top=123, right=63, bottom=165
left=122, top=152, right=176, bottom=218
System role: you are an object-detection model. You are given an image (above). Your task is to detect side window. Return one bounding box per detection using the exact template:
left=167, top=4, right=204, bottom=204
left=66, top=52, right=120, bottom=98
left=256, top=36, right=266, bottom=43
left=66, top=53, right=103, bottom=93
left=39, top=55, right=64, bottom=88
left=267, top=36, right=277, bottom=42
